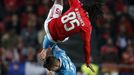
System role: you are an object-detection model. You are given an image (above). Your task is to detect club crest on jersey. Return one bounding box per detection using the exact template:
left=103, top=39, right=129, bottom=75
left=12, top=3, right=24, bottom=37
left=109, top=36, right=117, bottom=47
left=56, top=8, right=62, bottom=15
left=75, top=8, right=78, bottom=11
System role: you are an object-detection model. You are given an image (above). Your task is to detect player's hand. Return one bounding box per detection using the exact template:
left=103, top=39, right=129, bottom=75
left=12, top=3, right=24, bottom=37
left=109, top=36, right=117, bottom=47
left=38, top=49, right=47, bottom=61
left=86, top=64, right=95, bottom=72
left=38, top=47, right=51, bottom=61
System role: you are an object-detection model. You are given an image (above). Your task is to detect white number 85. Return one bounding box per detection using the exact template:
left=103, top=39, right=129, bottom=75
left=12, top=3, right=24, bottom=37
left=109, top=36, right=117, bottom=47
left=61, top=12, right=80, bottom=31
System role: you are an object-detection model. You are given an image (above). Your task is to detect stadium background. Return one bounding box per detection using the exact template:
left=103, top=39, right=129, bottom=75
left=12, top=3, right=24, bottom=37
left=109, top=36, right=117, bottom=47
left=0, top=0, right=134, bottom=75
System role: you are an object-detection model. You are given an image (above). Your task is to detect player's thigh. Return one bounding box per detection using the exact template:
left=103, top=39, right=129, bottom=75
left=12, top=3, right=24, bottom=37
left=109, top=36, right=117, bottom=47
left=45, top=4, right=63, bottom=21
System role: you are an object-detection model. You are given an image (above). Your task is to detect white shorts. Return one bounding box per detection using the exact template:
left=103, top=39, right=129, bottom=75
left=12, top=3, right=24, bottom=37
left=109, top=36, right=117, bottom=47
left=44, top=4, right=63, bottom=43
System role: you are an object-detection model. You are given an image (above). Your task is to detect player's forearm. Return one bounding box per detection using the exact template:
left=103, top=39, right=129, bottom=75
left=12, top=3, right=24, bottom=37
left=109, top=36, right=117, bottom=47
left=82, top=31, right=91, bottom=65
left=84, top=45, right=90, bottom=65
left=54, top=0, right=63, bottom=6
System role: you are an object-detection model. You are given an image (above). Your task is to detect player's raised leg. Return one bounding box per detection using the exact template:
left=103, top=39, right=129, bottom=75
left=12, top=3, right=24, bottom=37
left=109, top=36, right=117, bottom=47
left=44, top=0, right=63, bottom=21
left=44, top=0, right=63, bottom=44
left=39, top=0, right=64, bottom=61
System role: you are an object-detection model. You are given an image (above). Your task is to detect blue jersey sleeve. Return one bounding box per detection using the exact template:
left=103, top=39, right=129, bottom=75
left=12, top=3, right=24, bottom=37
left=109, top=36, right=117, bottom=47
left=43, top=35, right=55, bottom=49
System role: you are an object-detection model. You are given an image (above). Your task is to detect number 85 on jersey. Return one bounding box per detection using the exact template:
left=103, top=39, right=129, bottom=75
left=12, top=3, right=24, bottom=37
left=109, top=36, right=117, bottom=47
left=61, top=12, right=80, bottom=31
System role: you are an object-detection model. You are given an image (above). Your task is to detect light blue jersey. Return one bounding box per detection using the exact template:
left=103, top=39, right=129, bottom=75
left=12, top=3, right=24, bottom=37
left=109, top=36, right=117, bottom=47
left=52, top=46, right=76, bottom=75
left=43, top=36, right=76, bottom=75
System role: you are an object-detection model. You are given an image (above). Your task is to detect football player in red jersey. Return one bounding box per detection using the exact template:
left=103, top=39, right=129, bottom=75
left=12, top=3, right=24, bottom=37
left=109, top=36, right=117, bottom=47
left=39, top=0, right=103, bottom=72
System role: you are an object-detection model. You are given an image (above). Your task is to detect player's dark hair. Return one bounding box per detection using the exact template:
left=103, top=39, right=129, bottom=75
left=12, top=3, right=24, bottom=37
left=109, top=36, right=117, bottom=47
left=83, top=2, right=103, bottom=25
left=43, top=56, right=59, bottom=70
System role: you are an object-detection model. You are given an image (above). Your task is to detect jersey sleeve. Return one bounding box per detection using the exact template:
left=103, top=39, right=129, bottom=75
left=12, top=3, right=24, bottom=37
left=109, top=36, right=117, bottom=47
left=81, top=26, right=92, bottom=65
left=68, top=0, right=80, bottom=7
left=43, top=36, right=55, bottom=49
left=43, top=36, right=51, bottom=49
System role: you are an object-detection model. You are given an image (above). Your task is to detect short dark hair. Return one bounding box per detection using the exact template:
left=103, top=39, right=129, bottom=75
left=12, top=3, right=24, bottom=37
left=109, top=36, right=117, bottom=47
left=83, top=2, right=103, bottom=25
left=43, top=56, right=59, bottom=70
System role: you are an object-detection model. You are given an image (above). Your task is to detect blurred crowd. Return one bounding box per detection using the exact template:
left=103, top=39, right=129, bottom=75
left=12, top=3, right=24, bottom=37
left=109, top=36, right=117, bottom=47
left=93, top=0, right=134, bottom=74
left=0, top=0, right=134, bottom=75
left=97, top=0, right=134, bottom=64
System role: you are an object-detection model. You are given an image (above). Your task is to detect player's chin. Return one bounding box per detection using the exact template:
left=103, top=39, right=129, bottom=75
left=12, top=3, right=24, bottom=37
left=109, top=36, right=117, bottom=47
left=49, top=71, right=55, bottom=75
left=49, top=68, right=59, bottom=72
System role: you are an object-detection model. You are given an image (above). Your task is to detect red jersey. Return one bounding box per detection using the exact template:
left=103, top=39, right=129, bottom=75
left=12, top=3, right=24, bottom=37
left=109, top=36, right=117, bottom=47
left=48, top=0, right=92, bottom=64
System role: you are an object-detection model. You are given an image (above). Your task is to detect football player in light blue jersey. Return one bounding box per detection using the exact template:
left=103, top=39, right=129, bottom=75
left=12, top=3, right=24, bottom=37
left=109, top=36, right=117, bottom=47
left=40, top=36, right=76, bottom=75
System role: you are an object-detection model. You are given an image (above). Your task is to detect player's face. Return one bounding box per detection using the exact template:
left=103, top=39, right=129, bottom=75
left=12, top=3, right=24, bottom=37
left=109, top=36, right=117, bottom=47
left=49, top=61, right=60, bottom=71
left=52, top=65, right=59, bottom=71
